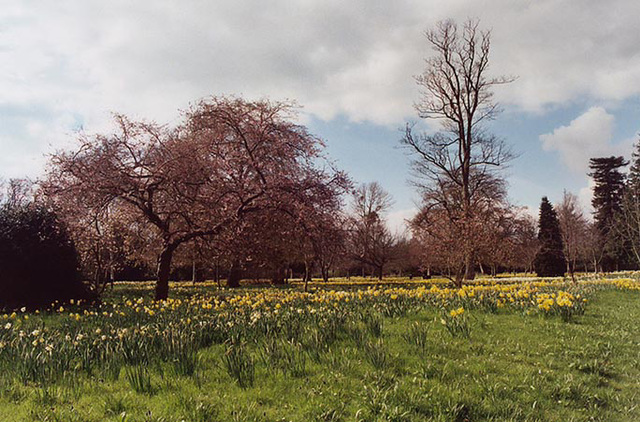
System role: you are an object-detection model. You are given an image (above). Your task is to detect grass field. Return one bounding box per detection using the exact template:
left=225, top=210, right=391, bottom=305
left=0, top=278, right=639, bottom=421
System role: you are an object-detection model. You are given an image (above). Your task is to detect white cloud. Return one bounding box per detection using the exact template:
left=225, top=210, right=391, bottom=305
left=539, top=107, right=633, bottom=174
left=540, top=106, right=637, bottom=217
left=578, top=179, right=596, bottom=216
left=2, top=0, right=640, bottom=179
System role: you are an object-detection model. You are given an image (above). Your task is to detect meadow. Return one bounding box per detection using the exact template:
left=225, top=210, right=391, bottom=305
left=0, top=276, right=639, bottom=422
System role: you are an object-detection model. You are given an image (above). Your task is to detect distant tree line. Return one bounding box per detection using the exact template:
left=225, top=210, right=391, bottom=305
left=529, top=148, right=640, bottom=278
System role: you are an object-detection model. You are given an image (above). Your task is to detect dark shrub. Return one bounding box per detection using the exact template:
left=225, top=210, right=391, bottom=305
left=0, top=203, right=91, bottom=309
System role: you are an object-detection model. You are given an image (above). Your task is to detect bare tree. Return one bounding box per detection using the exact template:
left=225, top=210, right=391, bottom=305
left=618, top=191, right=640, bottom=267
left=411, top=182, right=513, bottom=283
left=509, top=211, right=539, bottom=274
left=583, top=222, right=603, bottom=273
left=402, top=19, right=514, bottom=284
left=616, top=139, right=640, bottom=267
left=477, top=204, right=525, bottom=276
left=557, top=191, right=589, bottom=280
left=3, top=179, right=33, bottom=208
left=348, top=183, right=396, bottom=280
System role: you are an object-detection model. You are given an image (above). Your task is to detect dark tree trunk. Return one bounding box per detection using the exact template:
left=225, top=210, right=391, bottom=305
left=214, top=261, right=220, bottom=287
left=304, top=260, right=316, bottom=292
left=304, top=260, right=312, bottom=283
left=377, top=265, right=383, bottom=280
left=321, top=266, right=329, bottom=282
left=227, top=260, right=241, bottom=288
left=454, top=270, right=464, bottom=288
left=191, top=260, right=197, bottom=285
left=271, top=266, right=286, bottom=285
left=464, top=254, right=475, bottom=280
left=155, top=246, right=174, bottom=301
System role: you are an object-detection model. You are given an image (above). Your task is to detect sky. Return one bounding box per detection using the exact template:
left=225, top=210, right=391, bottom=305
left=1, top=0, right=639, bottom=233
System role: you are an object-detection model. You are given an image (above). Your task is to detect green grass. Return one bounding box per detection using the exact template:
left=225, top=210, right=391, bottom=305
left=0, top=287, right=639, bottom=421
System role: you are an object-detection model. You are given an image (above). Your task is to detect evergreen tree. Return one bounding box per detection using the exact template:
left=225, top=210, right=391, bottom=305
left=534, top=197, right=566, bottom=277
left=588, top=156, right=628, bottom=271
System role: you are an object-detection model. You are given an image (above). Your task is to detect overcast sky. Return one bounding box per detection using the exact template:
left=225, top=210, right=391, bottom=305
left=1, top=0, right=639, bottom=232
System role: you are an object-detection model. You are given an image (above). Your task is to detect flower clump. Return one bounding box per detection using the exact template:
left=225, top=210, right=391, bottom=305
left=0, top=276, right=635, bottom=386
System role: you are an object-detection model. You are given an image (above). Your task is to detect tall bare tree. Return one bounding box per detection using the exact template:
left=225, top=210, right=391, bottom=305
left=557, top=191, right=589, bottom=280
left=402, top=19, right=514, bottom=284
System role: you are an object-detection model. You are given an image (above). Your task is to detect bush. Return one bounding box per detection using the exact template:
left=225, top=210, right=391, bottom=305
left=0, top=203, right=91, bottom=309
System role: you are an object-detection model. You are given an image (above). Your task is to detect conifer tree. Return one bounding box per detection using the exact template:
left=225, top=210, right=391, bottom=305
left=588, top=156, right=628, bottom=271
left=534, top=197, right=566, bottom=277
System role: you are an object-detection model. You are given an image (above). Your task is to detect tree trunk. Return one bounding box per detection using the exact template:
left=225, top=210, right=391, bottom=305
left=214, top=261, right=220, bottom=287
left=155, top=246, right=174, bottom=301
left=377, top=265, right=383, bottom=280
left=271, top=266, right=286, bottom=285
left=569, top=258, right=577, bottom=281
left=227, top=260, right=241, bottom=288
left=303, top=262, right=311, bottom=292
left=454, top=270, right=463, bottom=288
left=464, top=254, right=475, bottom=280
left=321, top=266, right=329, bottom=282
left=192, top=259, right=197, bottom=285
left=304, top=260, right=312, bottom=283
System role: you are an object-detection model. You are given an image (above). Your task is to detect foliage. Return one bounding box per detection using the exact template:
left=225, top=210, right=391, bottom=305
left=0, top=203, right=90, bottom=309
left=222, top=341, right=255, bottom=388
left=0, top=277, right=638, bottom=420
left=402, top=321, right=429, bottom=350
left=124, top=365, right=153, bottom=394
left=440, top=307, right=470, bottom=338
left=536, top=290, right=587, bottom=322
